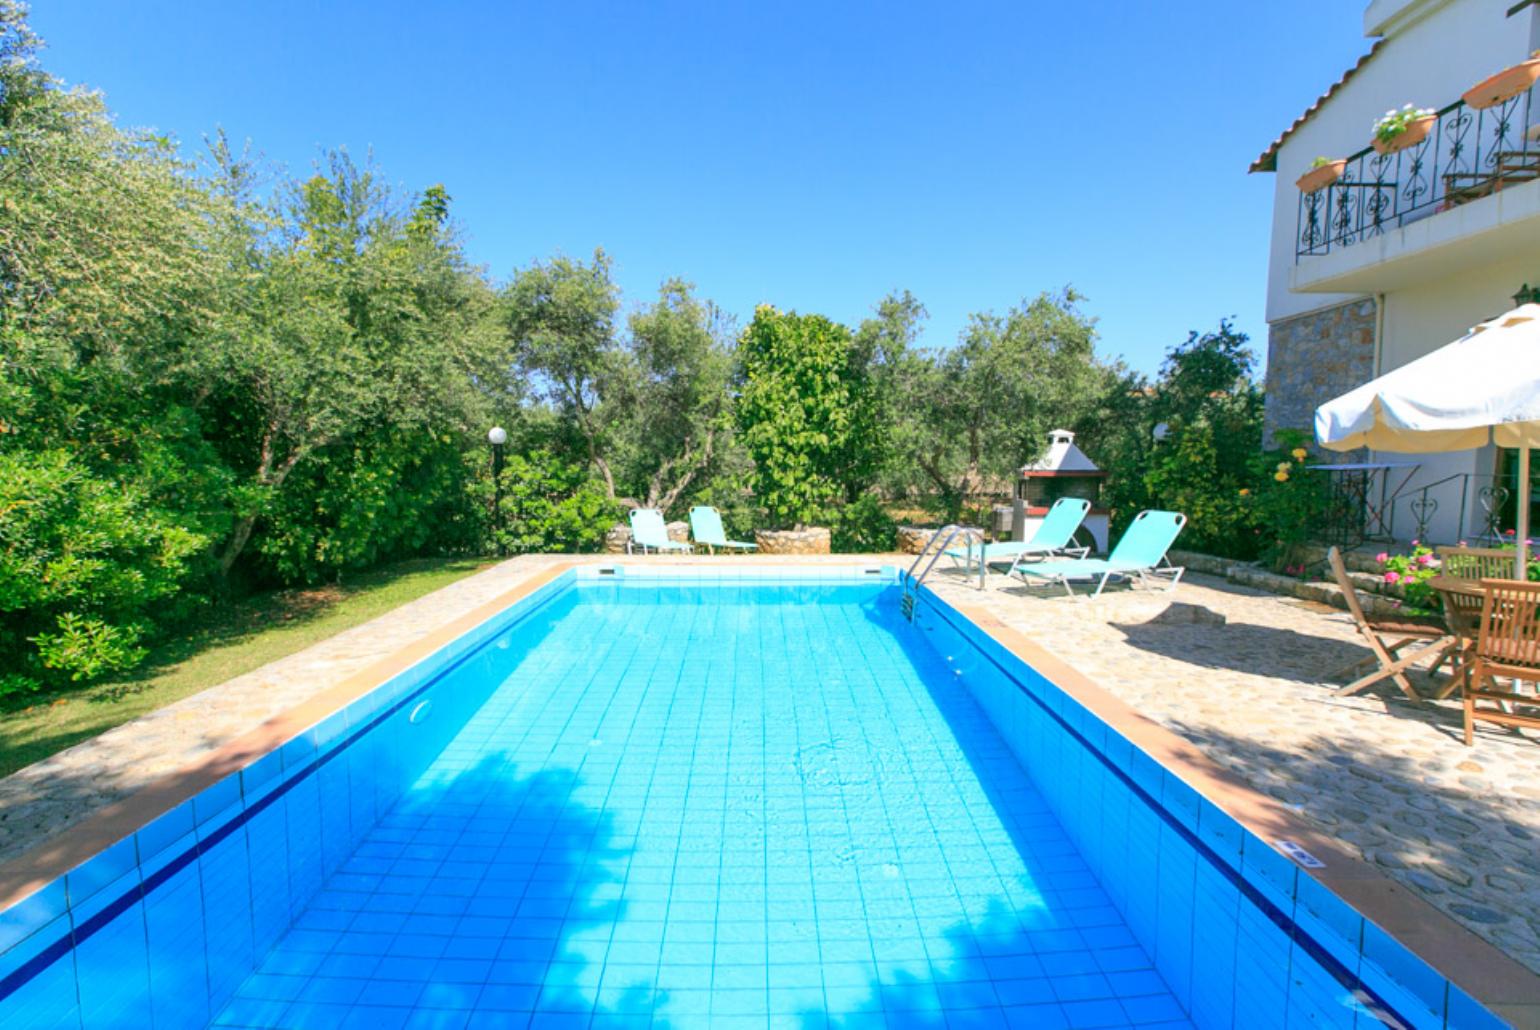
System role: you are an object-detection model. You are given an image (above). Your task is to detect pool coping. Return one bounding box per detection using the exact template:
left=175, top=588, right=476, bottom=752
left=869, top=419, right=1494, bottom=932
left=0, top=556, right=1536, bottom=1024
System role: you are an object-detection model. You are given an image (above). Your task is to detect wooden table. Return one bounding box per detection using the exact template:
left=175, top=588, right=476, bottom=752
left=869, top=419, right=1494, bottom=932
left=1429, top=575, right=1484, bottom=699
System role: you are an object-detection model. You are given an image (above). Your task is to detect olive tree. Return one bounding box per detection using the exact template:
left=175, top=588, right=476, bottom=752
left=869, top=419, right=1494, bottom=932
left=504, top=261, right=740, bottom=513
left=202, top=155, right=501, bottom=577
left=615, top=279, right=737, bottom=511
left=896, top=289, right=1104, bottom=522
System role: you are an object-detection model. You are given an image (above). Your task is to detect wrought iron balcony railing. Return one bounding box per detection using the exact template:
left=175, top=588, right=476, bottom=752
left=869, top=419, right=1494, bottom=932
left=1296, top=80, right=1539, bottom=259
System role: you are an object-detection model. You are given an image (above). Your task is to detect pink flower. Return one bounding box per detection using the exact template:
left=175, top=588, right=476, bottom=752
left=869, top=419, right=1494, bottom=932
left=1375, top=552, right=1389, bottom=563
left=1507, top=529, right=1517, bottom=536
left=1411, top=539, right=1420, bottom=547
left=1384, top=571, right=1401, bottom=584
left=1417, top=553, right=1432, bottom=566
left=1459, top=540, right=1467, bottom=547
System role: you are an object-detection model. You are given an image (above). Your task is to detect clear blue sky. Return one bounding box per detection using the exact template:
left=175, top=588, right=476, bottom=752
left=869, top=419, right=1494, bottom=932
left=32, top=1, right=1369, bottom=375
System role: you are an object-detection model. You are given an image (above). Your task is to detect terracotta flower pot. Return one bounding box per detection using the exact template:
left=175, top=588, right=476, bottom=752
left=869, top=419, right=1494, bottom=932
left=1295, top=159, right=1346, bottom=193
left=1462, top=56, right=1540, bottom=110
left=1371, top=114, right=1436, bottom=155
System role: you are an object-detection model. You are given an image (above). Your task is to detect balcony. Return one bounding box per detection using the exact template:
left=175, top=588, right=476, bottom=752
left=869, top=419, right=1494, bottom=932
left=1292, top=80, right=1540, bottom=293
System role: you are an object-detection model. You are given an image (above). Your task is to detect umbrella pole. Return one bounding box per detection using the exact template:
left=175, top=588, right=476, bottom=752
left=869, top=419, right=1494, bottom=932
left=1519, top=445, right=1532, bottom=579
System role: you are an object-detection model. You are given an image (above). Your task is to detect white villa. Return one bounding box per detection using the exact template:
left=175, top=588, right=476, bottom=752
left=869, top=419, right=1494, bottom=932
left=1253, top=0, right=1540, bottom=545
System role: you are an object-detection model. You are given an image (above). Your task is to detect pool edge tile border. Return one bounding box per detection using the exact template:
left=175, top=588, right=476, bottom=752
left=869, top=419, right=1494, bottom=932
left=937, top=593, right=1540, bottom=1016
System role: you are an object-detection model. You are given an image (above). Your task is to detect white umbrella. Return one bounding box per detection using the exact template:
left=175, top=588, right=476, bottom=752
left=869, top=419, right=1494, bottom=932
left=1315, top=303, right=1540, bottom=577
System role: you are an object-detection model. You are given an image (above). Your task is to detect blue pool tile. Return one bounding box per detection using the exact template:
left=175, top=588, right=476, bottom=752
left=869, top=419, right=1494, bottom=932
left=1159, top=774, right=1202, bottom=833
left=73, top=895, right=152, bottom=1028
left=314, top=709, right=350, bottom=753
left=1003, top=1001, right=1071, bottom=1029
left=0, top=881, right=66, bottom=955
left=1292, top=874, right=1363, bottom=972
left=0, top=916, right=79, bottom=1030
left=279, top=729, right=318, bottom=775
left=1128, top=747, right=1167, bottom=804
left=240, top=750, right=285, bottom=804
left=1194, top=801, right=1246, bottom=873
left=199, top=832, right=257, bottom=1003
left=1058, top=997, right=1128, bottom=1027
left=63, top=836, right=137, bottom=910
left=1359, top=921, right=1448, bottom=1028
left=193, top=772, right=244, bottom=832
left=1241, top=838, right=1300, bottom=916
left=245, top=803, right=293, bottom=958
left=143, top=857, right=210, bottom=1030
left=400, top=1008, right=471, bottom=1030
left=1444, top=983, right=1511, bottom=1030
left=135, top=800, right=197, bottom=870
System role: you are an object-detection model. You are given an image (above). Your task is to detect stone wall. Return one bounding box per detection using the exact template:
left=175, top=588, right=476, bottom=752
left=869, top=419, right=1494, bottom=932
left=897, top=526, right=938, bottom=555
left=755, top=527, right=831, bottom=554
left=1263, top=297, right=1376, bottom=448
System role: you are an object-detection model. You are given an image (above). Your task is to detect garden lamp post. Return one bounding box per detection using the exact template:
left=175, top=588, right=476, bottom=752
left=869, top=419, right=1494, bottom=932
left=488, top=426, right=507, bottom=556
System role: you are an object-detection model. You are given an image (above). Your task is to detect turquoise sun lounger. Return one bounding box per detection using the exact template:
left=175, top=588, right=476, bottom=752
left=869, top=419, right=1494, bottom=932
left=944, top=497, right=1091, bottom=577
left=1011, top=509, right=1187, bottom=598
left=628, top=508, right=693, bottom=554
left=689, top=506, right=757, bottom=553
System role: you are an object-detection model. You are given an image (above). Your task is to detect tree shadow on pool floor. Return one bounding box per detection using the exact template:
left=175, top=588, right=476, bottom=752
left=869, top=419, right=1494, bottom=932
left=218, top=753, right=664, bottom=1028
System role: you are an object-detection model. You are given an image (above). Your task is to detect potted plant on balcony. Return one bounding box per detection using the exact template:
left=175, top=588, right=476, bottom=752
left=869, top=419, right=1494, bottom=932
left=1462, top=51, right=1540, bottom=110
left=1371, top=104, right=1437, bottom=154
left=1296, top=156, right=1347, bottom=193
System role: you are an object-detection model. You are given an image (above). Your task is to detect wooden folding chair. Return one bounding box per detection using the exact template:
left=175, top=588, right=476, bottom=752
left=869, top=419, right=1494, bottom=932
left=1463, top=578, right=1540, bottom=746
left=1437, top=545, right=1513, bottom=581
left=1325, top=547, right=1454, bottom=702
left=1434, top=546, right=1514, bottom=697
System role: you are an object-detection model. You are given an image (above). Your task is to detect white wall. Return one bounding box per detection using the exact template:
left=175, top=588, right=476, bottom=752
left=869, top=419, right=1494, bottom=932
left=1370, top=255, right=1535, bottom=544
left=1262, top=0, right=1536, bottom=324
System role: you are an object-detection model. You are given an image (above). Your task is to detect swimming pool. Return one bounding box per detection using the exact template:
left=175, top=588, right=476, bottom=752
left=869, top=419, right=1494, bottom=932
left=0, top=567, right=1503, bottom=1028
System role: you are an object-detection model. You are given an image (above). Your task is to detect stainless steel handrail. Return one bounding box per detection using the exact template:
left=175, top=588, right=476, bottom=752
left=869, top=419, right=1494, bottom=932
left=901, top=524, right=985, bottom=619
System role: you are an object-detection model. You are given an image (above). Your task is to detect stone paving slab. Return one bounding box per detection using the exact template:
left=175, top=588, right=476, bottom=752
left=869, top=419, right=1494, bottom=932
left=2, top=554, right=1538, bottom=975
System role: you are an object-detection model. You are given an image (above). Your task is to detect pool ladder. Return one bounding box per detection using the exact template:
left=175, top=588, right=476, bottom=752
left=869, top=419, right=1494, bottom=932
left=900, top=524, right=985, bottom=620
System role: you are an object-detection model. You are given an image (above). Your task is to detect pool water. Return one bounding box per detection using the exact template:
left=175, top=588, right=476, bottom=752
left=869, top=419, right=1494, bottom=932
left=216, top=581, right=1190, bottom=1028
left=4, top=571, right=1477, bottom=1029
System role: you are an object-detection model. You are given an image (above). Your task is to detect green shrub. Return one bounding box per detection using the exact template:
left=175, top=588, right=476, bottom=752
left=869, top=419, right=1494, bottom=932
left=0, top=450, right=205, bottom=696
left=1089, top=322, right=1266, bottom=558
left=482, top=450, right=618, bottom=554
left=831, top=495, right=897, bottom=553
left=736, top=306, right=871, bottom=529
left=1143, top=415, right=1260, bottom=558
left=1244, top=429, right=1332, bottom=572
left=31, top=613, right=148, bottom=683
left=254, top=429, right=481, bottom=585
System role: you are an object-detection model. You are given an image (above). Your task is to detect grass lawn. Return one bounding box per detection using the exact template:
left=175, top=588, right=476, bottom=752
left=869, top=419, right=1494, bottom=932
left=0, top=556, right=496, bottom=779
